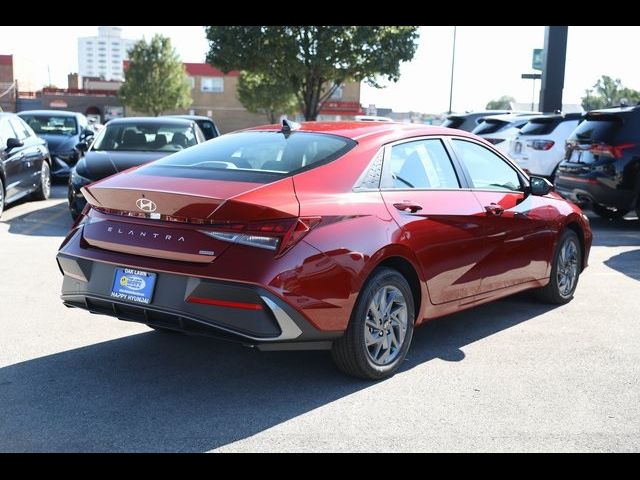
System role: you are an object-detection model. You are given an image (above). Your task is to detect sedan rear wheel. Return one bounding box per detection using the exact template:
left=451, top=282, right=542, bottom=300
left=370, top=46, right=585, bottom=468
left=332, top=267, right=415, bottom=380
left=32, top=160, right=51, bottom=201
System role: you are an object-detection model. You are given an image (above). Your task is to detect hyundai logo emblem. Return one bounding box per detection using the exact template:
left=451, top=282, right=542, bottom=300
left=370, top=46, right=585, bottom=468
left=136, top=198, right=157, bottom=213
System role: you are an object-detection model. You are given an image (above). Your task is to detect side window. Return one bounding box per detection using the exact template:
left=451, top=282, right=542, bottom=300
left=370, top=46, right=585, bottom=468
left=452, top=139, right=523, bottom=192
left=0, top=119, right=17, bottom=148
left=9, top=118, right=31, bottom=140
left=383, top=139, right=460, bottom=190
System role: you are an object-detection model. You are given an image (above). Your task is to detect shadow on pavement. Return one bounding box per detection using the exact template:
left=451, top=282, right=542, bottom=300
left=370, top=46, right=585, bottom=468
left=586, top=212, right=640, bottom=247
left=0, top=293, right=557, bottom=452
left=604, top=249, right=640, bottom=281
left=4, top=202, right=73, bottom=237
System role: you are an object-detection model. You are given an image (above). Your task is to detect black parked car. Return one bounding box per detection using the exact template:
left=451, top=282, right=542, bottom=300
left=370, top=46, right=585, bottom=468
left=17, top=110, right=94, bottom=179
left=556, top=106, right=640, bottom=220
left=0, top=113, right=51, bottom=218
left=166, top=115, right=220, bottom=140
left=68, top=116, right=206, bottom=219
left=441, top=110, right=512, bottom=132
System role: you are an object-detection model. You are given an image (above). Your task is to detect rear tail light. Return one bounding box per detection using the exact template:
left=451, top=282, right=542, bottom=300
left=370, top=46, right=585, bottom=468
left=200, top=217, right=321, bottom=255
left=589, top=143, right=636, bottom=159
left=529, top=140, right=555, bottom=151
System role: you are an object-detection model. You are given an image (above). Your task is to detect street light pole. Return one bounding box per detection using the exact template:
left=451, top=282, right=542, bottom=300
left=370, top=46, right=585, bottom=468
left=448, top=26, right=457, bottom=114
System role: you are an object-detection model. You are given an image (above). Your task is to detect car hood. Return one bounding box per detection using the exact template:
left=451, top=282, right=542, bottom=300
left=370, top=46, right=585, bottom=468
left=76, top=150, right=171, bottom=182
left=40, top=134, right=78, bottom=153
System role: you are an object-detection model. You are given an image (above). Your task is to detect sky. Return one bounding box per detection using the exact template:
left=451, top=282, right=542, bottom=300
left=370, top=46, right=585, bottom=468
left=1, top=26, right=639, bottom=113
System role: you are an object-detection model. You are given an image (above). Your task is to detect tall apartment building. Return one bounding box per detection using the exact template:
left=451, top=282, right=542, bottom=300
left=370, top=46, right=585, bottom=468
left=78, top=26, right=135, bottom=81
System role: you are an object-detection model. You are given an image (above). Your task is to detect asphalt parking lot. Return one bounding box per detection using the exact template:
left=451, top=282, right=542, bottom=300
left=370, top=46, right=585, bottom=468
left=0, top=184, right=639, bottom=452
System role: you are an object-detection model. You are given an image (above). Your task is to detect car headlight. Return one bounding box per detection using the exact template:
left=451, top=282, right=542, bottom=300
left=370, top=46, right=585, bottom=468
left=70, top=168, right=92, bottom=188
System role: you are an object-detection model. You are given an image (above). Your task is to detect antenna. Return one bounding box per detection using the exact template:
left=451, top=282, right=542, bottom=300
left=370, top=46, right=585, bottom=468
left=281, top=118, right=301, bottom=136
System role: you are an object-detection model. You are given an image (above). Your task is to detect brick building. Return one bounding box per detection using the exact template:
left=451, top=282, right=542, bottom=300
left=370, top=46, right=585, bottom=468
left=0, top=54, right=17, bottom=112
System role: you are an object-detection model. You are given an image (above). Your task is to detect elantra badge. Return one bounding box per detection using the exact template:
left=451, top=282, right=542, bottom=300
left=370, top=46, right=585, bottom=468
left=136, top=198, right=157, bottom=213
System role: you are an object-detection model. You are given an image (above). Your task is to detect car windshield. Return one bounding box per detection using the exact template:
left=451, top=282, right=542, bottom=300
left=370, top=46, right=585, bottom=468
left=20, top=114, right=78, bottom=136
left=91, top=123, right=197, bottom=152
left=151, top=131, right=355, bottom=174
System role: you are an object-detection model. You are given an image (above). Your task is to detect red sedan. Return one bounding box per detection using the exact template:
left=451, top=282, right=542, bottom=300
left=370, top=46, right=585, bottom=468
left=57, top=121, right=592, bottom=379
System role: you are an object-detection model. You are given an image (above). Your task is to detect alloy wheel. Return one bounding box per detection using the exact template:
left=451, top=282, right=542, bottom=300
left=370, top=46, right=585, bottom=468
left=557, top=238, right=579, bottom=297
left=364, top=285, right=408, bottom=365
left=41, top=163, right=51, bottom=198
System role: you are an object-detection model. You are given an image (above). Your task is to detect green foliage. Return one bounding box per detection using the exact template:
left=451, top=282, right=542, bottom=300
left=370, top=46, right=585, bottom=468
left=237, top=72, right=299, bottom=124
left=581, top=75, right=640, bottom=111
left=205, top=26, right=419, bottom=120
left=486, top=96, right=515, bottom=110
left=119, top=34, right=191, bottom=116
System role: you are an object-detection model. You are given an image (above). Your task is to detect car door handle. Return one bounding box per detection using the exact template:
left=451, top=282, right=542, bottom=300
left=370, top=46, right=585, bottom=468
left=393, top=202, right=423, bottom=213
left=484, top=203, right=504, bottom=216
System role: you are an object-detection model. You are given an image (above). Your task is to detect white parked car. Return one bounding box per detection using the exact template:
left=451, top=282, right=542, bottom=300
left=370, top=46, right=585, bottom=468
left=507, top=113, right=583, bottom=178
left=471, top=113, right=542, bottom=154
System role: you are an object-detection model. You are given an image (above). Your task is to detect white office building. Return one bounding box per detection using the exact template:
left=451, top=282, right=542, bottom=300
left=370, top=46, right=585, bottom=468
left=78, top=26, right=136, bottom=81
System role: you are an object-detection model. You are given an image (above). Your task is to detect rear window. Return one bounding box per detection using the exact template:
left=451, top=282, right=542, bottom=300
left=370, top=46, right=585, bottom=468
left=569, top=113, right=625, bottom=144
left=519, top=117, right=563, bottom=136
left=442, top=117, right=464, bottom=129
left=149, top=131, right=355, bottom=176
left=196, top=120, right=218, bottom=140
left=472, top=119, right=510, bottom=135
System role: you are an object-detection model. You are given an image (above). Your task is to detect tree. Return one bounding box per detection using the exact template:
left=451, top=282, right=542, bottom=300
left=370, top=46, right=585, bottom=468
left=486, top=95, right=515, bottom=110
left=119, top=34, right=191, bottom=116
left=581, top=75, right=640, bottom=111
left=205, top=26, right=419, bottom=120
left=237, top=72, right=299, bottom=123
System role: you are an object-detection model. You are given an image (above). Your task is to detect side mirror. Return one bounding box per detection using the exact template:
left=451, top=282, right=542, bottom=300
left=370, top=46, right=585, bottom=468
left=5, top=137, right=23, bottom=151
left=530, top=176, right=553, bottom=196
left=80, top=129, right=94, bottom=141
left=76, top=141, right=89, bottom=152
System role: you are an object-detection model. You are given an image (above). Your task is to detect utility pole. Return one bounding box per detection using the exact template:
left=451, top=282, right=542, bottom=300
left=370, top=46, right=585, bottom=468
left=448, top=26, right=457, bottom=114
left=47, top=65, right=52, bottom=87
left=539, top=26, right=568, bottom=112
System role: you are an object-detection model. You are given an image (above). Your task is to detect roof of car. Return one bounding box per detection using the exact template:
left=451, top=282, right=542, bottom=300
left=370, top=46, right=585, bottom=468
left=588, top=105, right=640, bottom=115
left=479, top=113, right=542, bottom=123
left=105, top=116, right=195, bottom=126
left=244, top=121, right=479, bottom=142
left=166, top=114, right=216, bottom=122
left=17, top=110, right=81, bottom=117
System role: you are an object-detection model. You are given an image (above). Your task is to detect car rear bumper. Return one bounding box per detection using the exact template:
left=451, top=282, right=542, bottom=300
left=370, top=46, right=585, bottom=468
left=57, top=252, right=340, bottom=350
left=555, top=174, right=636, bottom=211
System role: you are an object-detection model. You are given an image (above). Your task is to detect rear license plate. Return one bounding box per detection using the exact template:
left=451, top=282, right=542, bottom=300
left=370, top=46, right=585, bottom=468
left=111, top=268, right=157, bottom=305
left=514, top=142, right=522, bottom=154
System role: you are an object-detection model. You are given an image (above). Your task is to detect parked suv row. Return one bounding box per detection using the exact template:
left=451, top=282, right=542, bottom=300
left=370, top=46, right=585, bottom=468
left=555, top=106, right=640, bottom=219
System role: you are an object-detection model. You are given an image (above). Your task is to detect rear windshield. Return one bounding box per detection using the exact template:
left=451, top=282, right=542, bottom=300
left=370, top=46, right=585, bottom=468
left=442, top=117, right=464, bottom=129
left=519, top=118, right=563, bottom=136
left=472, top=119, right=510, bottom=135
left=196, top=120, right=218, bottom=140
left=20, top=114, right=78, bottom=136
left=92, top=122, right=197, bottom=152
left=569, top=114, right=624, bottom=144
left=149, top=131, right=355, bottom=176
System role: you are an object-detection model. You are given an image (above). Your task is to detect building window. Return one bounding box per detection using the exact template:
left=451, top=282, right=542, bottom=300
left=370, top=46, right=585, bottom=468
left=330, top=86, right=343, bottom=100
left=188, top=77, right=195, bottom=89
left=201, top=77, right=223, bottom=93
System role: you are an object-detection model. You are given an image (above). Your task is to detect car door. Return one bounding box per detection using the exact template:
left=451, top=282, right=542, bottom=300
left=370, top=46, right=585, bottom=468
left=9, top=116, right=44, bottom=191
left=0, top=118, right=27, bottom=200
left=449, top=138, right=554, bottom=293
left=379, top=137, right=490, bottom=305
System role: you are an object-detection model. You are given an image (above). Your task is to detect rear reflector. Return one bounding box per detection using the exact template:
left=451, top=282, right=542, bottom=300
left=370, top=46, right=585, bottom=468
left=186, top=296, right=263, bottom=310
left=589, top=143, right=636, bottom=159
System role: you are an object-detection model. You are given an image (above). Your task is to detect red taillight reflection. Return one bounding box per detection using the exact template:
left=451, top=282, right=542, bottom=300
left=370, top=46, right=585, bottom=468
left=530, top=140, right=555, bottom=151
left=589, top=143, right=636, bottom=159
left=186, top=296, right=263, bottom=310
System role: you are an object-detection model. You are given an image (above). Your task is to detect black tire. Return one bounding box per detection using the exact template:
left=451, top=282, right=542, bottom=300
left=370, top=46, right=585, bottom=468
left=536, top=229, right=582, bottom=304
left=31, top=160, right=51, bottom=201
left=331, top=267, right=415, bottom=380
left=635, top=194, right=640, bottom=221
left=0, top=176, right=5, bottom=219
left=591, top=203, right=628, bottom=219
